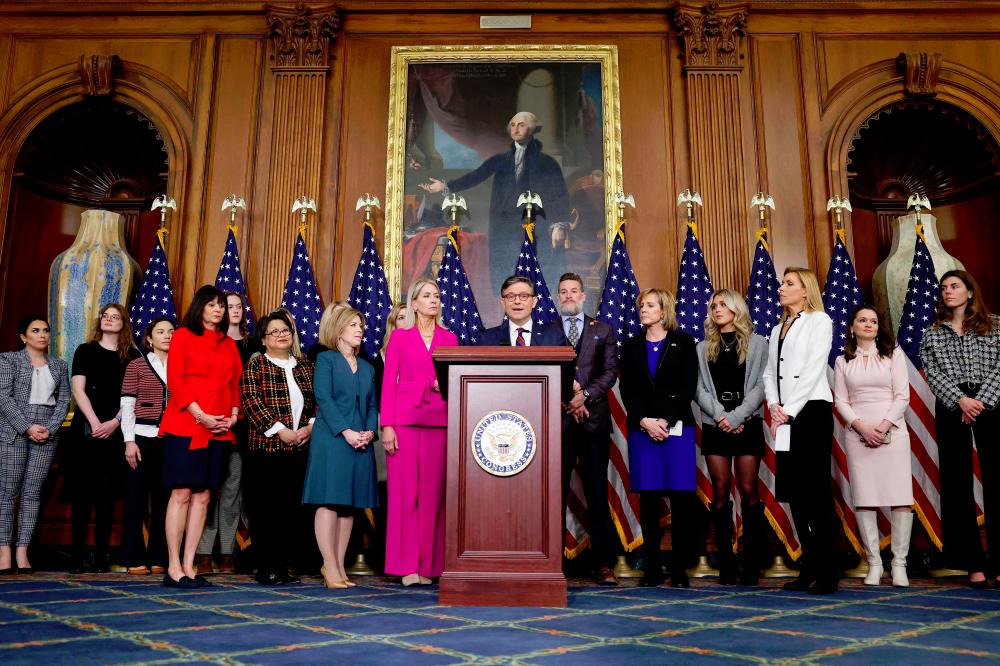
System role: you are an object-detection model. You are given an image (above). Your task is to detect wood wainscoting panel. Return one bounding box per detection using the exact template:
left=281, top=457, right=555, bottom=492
left=749, top=34, right=814, bottom=273
left=200, top=36, right=265, bottom=294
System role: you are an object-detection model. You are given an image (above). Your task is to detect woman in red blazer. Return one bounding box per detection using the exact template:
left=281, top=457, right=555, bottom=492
left=381, top=277, right=458, bottom=585
left=159, top=285, right=243, bottom=589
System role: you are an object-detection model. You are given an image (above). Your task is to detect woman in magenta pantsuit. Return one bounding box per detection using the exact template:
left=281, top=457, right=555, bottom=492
left=381, top=277, right=458, bottom=586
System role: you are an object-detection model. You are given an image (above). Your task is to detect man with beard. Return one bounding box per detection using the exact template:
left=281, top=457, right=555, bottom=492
left=557, top=273, right=619, bottom=585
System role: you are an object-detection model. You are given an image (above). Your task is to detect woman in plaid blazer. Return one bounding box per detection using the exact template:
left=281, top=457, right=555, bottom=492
left=0, top=316, right=70, bottom=573
left=241, top=310, right=316, bottom=585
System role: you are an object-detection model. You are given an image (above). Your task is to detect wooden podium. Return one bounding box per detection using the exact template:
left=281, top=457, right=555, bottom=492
left=433, top=346, right=576, bottom=607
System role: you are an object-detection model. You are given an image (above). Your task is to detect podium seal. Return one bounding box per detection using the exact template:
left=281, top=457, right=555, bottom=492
left=471, top=410, right=536, bottom=477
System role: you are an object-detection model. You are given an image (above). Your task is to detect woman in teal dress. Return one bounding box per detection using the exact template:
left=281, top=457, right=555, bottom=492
left=302, top=306, right=378, bottom=589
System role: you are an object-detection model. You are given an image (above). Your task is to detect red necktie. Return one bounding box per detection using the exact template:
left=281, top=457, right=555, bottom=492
left=515, top=327, right=527, bottom=346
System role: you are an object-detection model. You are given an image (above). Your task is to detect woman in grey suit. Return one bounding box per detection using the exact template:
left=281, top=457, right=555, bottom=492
left=695, top=290, right=769, bottom=586
left=0, top=316, right=71, bottom=573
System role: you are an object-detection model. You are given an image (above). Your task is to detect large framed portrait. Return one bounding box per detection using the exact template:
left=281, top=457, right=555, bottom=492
left=384, top=44, right=622, bottom=325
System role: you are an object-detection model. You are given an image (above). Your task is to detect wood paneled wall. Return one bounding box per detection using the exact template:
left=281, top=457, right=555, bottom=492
left=1, top=1, right=999, bottom=320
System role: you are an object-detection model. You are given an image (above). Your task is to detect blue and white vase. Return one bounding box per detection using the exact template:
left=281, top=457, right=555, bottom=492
left=47, top=209, right=140, bottom=367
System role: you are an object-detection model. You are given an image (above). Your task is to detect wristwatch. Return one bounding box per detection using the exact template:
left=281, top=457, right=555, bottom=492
left=582, top=389, right=591, bottom=403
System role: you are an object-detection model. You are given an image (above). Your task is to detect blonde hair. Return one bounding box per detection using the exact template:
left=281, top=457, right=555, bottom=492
left=779, top=267, right=824, bottom=323
left=383, top=302, right=406, bottom=349
left=402, top=277, right=445, bottom=329
left=704, top=289, right=754, bottom=363
left=317, top=302, right=348, bottom=348
left=637, top=288, right=677, bottom=331
left=319, top=306, right=365, bottom=355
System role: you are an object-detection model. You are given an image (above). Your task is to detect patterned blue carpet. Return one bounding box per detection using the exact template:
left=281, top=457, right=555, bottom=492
left=1, top=575, right=998, bottom=664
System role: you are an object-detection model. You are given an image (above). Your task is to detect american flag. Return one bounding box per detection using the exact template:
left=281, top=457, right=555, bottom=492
left=747, top=235, right=782, bottom=338
left=744, top=233, right=801, bottom=560
left=674, top=222, right=716, bottom=516
left=436, top=227, right=483, bottom=345
left=565, top=224, right=643, bottom=558
left=675, top=222, right=715, bottom=338
left=280, top=231, right=324, bottom=354
left=897, top=227, right=982, bottom=548
left=513, top=224, right=559, bottom=327
left=347, top=222, right=392, bottom=358
left=130, top=233, right=177, bottom=346
left=821, top=233, right=866, bottom=555
left=214, top=227, right=256, bottom=334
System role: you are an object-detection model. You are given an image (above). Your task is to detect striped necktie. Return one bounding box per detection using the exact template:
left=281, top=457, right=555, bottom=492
left=515, top=328, right=527, bottom=346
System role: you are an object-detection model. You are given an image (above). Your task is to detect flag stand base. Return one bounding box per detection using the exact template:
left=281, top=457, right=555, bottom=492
left=686, top=555, right=719, bottom=578
left=763, top=555, right=796, bottom=578
left=347, top=553, right=376, bottom=576
left=613, top=555, right=642, bottom=578
left=929, top=568, right=968, bottom=578
left=844, top=558, right=870, bottom=578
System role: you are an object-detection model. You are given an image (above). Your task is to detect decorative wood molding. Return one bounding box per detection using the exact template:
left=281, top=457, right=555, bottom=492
left=265, top=3, right=340, bottom=69
left=897, top=51, right=942, bottom=97
left=673, top=1, right=748, bottom=70
left=79, top=54, right=121, bottom=96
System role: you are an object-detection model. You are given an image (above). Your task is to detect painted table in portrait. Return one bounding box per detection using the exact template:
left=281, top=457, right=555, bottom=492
left=433, top=345, right=576, bottom=607
left=384, top=45, right=622, bottom=327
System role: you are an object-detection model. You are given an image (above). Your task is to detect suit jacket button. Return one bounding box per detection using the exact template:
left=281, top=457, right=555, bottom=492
left=780, top=357, right=784, bottom=361
left=779, top=376, right=783, bottom=379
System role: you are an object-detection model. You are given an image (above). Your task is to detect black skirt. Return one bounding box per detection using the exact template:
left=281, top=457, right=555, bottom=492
left=161, top=435, right=230, bottom=490
left=774, top=400, right=834, bottom=503
left=700, top=416, right=765, bottom=457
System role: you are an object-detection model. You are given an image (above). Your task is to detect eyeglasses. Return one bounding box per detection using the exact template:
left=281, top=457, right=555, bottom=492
left=101, top=313, right=122, bottom=321
left=265, top=328, right=292, bottom=338
left=502, top=293, right=535, bottom=303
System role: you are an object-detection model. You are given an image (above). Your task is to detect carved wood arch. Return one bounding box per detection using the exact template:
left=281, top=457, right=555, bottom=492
left=0, top=58, right=194, bottom=300
left=822, top=57, right=1000, bottom=257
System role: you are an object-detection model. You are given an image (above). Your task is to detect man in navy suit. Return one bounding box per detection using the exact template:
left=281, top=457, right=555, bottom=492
left=477, top=276, right=569, bottom=347
left=557, top=273, right=620, bottom=585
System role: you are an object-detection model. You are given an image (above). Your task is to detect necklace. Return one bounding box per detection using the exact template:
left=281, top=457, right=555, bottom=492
left=720, top=335, right=737, bottom=353
left=648, top=337, right=666, bottom=352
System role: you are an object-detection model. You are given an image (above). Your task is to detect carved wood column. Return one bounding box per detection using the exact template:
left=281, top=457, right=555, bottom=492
left=674, top=2, right=750, bottom=292
left=259, top=4, right=339, bottom=310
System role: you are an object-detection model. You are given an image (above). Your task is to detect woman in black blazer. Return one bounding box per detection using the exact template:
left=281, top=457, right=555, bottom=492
left=620, top=288, right=698, bottom=587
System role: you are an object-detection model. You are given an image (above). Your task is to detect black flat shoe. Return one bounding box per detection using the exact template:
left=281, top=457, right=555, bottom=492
left=0, top=567, right=14, bottom=575
left=969, top=578, right=989, bottom=589
left=671, top=573, right=690, bottom=588
left=16, top=567, right=33, bottom=575
left=193, top=574, right=213, bottom=588
left=808, top=580, right=840, bottom=595
left=163, top=574, right=198, bottom=589
left=638, top=575, right=664, bottom=587
left=783, top=577, right=813, bottom=591
left=255, top=571, right=283, bottom=586
left=279, top=571, right=301, bottom=584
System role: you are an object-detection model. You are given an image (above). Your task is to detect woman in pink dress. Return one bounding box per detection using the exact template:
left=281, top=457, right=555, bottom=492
left=381, top=277, right=458, bottom=585
left=833, top=305, right=913, bottom=587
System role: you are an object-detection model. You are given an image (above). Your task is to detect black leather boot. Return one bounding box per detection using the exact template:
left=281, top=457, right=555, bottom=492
left=710, top=502, right=738, bottom=585
left=739, top=501, right=766, bottom=585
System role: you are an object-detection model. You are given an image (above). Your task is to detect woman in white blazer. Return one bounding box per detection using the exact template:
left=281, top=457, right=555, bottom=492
left=763, top=267, right=838, bottom=594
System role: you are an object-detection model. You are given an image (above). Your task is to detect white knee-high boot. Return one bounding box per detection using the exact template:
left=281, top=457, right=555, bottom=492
left=857, top=511, right=883, bottom=585
left=891, top=511, right=913, bottom=587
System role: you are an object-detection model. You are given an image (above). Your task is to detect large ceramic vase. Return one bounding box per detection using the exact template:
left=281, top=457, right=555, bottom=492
left=47, top=209, right=140, bottom=366
left=873, top=213, right=964, bottom=333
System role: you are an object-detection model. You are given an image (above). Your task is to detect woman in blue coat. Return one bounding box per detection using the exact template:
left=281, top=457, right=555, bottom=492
left=302, top=306, right=378, bottom=589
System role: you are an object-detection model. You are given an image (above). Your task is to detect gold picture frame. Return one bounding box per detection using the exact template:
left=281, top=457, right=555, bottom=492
left=384, top=44, right=623, bottom=303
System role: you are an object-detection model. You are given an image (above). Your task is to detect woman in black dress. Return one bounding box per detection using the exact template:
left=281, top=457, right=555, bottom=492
left=695, top=289, right=769, bottom=584
left=69, top=303, right=140, bottom=572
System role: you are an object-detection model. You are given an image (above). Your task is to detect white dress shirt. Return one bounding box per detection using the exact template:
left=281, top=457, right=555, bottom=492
left=513, top=142, right=527, bottom=180
left=263, top=354, right=314, bottom=436
left=508, top=320, right=533, bottom=346
left=28, top=365, right=56, bottom=406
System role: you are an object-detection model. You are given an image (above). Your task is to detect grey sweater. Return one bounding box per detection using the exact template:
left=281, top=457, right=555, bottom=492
left=695, top=334, right=768, bottom=427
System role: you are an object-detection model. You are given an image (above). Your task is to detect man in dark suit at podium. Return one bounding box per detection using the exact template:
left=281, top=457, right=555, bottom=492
left=557, top=273, right=620, bottom=586
left=478, top=276, right=569, bottom=347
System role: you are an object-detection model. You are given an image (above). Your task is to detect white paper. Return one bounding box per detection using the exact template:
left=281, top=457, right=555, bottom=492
left=775, top=424, right=791, bottom=452
left=669, top=420, right=683, bottom=437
